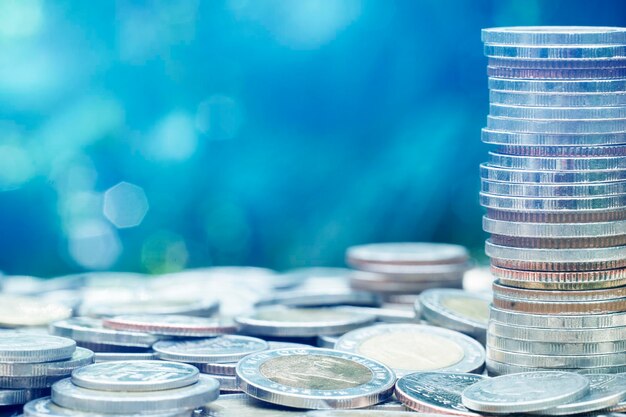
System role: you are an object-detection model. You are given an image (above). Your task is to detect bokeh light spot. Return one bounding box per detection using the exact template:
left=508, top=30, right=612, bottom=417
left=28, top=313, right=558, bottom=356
left=147, top=111, right=197, bottom=161
left=67, top=220, right=122, bottom=270
left=141, top=231, right=189, bottom=274
left=103, top=182, right=149, bottom=229
left=195, top=95, right=244, bottom=141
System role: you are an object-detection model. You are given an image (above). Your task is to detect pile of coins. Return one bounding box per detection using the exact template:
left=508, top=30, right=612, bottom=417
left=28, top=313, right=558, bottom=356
left=0, top=334, right=92, bottom=409
left=481, top=26, right=626, bottom=374
left=346, top=242, right=472, bottom=303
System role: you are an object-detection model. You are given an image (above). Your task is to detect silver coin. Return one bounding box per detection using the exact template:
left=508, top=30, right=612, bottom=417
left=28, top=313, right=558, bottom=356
left=480, top=163, right=626, bottom=183
left=103, top=315, right=238, bottom=337
left=197, top=393, right=309, bottom=416
left=0, top=295, right=71, bottom=327
left=333, top=306, right=417, bottom=323
left=334, top=324, right=485, bottom=377
left=482, top=129, right=626, bottom=147
left=490, top=104, right=626, bottom=120
left=488, top=321, right=626, bottom=342
left=489, top=152, right=626, bottom=170
left=346, top=242, right=469, bottom=266
left=481, top=192, right=626, bottom=211
left=489, top=91, right=626, bottom=108
left=484, top=44, right=626, bottom=59
left=207, top=374, right=238, bottom=391
left=23, top=397, right=192, bottom=417
left=418, top=289, right=490, bottom=339
left=481, top=26, right=626, bottom=45
left=488, top=115, right=626, bottom=134
left=482, top=180, right=626, bottom=198
left=485, top=359, right=626, bottom=377
left=461, top=371, right=589, bottom=413
left=0, top=347, right=94, bottom=378
left=235, top=348, right=396, bottom=409
left=488, top=66, right=626, bottom=79
left=489, top=306, right=626, bottom=329
left=71, top=360, right=199, bottom=392
left=487, top=347, right=626, bottom=368
left=94, top=352, right=156, bottom=362
left=0, top=389, right=48, bottom=407
left=348, top=260, right=471, bottom=276
left=267, top=342, right=313, bottom=350
left=49, top=317, right=159, bottom=348
left=82, top=297, right=219, bottom=318
left=192, top=361, right=237, bottom=376
left=487, top=334, right=626, bottom=355
left=255, top=289, right=381, bottom=308
left=493, top=144, right=626, bottom=157
left=350, top=272, right=463, bottom=294
left=488, top=78, right=626, bottom=93
left=485, top=240, right=626, bottom=262
left=51, top=375, right=219, bottom=414
left=394, top=372, right=486, bottom=416
left=235, top=306, right=376, bottom=337
left=483, top=217, right=626, bottom=238
left=0, top=334, right=75, bottom=363
left=153, top=336, right=268, bottom=363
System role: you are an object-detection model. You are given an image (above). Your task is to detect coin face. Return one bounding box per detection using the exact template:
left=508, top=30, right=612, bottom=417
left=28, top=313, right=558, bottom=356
left=334, top=324, right=485, bottom=377
left=235, top=348, right=395, bottom=409
left=0, top=334, right=76, bottom=363
left=71, top=361, right=199, bottom=392
left=461, top=371, right=590, bottom=413
left=394, top=372, right=485, bottom=416
left=153, top=336, right=268, bottom=363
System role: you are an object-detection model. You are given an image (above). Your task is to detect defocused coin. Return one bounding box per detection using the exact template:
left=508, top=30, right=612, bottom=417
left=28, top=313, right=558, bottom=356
left=153, top=336, right=268, bottom=363
left=334, top=324, right=485, bottom=377
left=103, top=315, right=237, bottom=337
left=0, top=296, right=71, bottom=327
left=49, top=317, right=159, bottom=349
left=235, top=348, right=395, bottom=409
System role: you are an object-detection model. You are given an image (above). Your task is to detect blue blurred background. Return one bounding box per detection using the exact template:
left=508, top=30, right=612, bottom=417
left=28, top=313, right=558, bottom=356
left=1, top=0, right=625, bottom=276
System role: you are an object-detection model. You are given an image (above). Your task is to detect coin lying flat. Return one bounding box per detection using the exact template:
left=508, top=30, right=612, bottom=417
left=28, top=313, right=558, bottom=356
left=0, top=295, right=71, bottom=327
left=236, top=307, right=376, bottom=337
left=531, top=374, right=626, bottom=415
left=235, top=348, right=395, bottom=409
left=0, top=347, right=94, bottom=378
left=22, top=397, right=192, bottom=417
left=461, top=371, right=589, bottom=413
left=71, top=361, right=199, bottom=392
left=0, top=334, right=75, bottom=363
left=94, top=352, right=156, bottom=362
left=103, top=314, right=237, bottom=337
left=334, top=324, right=485, bottom=377
left=394, top=372, right=486, bottom=416
left=255, top=289, right=381, bottom=308
left=49, top=317, right=159, bottom=348
left=153, top=336, right=268, bottom=363
left=486, top=359, right=626, bottom=376
left=481, top=26, right=626, bottom=45
left=51, top=375, right=219, bottom=414
left=346, top=243, right=469, bottom=266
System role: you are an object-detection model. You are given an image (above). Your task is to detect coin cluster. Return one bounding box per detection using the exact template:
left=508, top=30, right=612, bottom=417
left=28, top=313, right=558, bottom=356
left=481, top=26, right=626, bottom=374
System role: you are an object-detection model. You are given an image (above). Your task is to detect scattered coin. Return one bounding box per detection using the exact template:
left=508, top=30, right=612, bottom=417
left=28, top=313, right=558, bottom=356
left=49, top=317, right=159, bottom=349
left=153, top=336, right=268, bottom=363
left=0, top=296, right=71, bottom=327
left=0, top=334, right=75, bottom=363
left=103, top=315, right=237, bottom=337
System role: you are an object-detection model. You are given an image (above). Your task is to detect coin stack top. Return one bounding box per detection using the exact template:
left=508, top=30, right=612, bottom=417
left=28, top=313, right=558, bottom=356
left=481, top=26, right=626, bottom=375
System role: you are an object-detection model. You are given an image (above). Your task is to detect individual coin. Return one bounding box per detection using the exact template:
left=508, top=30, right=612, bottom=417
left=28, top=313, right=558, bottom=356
left=488, top=321, right=626, bottom=342
left=485, top=240, right=626, bottom=263
left=530, top=374, right=626, bottom=415
left=489, top=152, right=626, bottom=171
left=481, top=26, right=626, bottom=45
left=489, top=306, right=626, bottom=328
left=484, top=44, right=626, bottom=59
left=22, top=397, right=192, bottom=417
left=348, top=260, right=471, bottom=275
left=193, top=361, right=237, bottom=376
left=198, top=393, right=315, bottom=416
left=94, top=352, right=156, bottom=362
left=71, top=360, right=199, bottom=392
left=490, top=104, right=626, bottom=120
left=480, top=192, right=626, bottom=211
left=480, top=163, right=626, bottom=184
left=461, top=371, right=589, bottom=413
left=486, top=207, right=626, bottom=224
left=394, top=372, right=485, bottom=416
left=492, top=280, right=626, bottom=302
left=254, top=289, right=381, bottom=308
left=334, top=324, right=485, bottom=377
left=492, top=257, right=626, bottom=273
left=49, top=317, right=159, bottom=348
left=418, top=289, right=490, bottom=338
left=235, top=306, right=376, bottom=337
left=0, top=295, right=71, bottom=327
left=492, top=294, right=626, bottom=315
left=0, top=389, right=48, bottom=407
left=488, top=115, right=626, bottom=135
left=489, top=90, right=626, bottom=108
left=0, top=347, right=94, bottom=378
left=350, top=273, right=463, bottom=294
left=493, top=268, right=626, bottom=290
left=481, top=180, right=626, bottom=198
left=483, top=217, right=626, bottom=237
left=0, top=374, right=67, bottom=389
left=487, top=348, right=626, bottom=368
left=487, top=334, right=626, bottom=355
left=0, top=334, right=75, bottom=363
left=333, top=306, right=417, bottom=323
left=485, top=359, right=626, bottom=376
left=488, top=67, right=626, bottom=79
left=82, top=297, right=219, bottom=318
left=235, top=348, right=395, bottom=409
left=103, top=315, right=237, bottom=337
left=490, top=234, right=626, bottom=249
left=346, top=242, right=469, bottom=266
left=494, top=144, right=626, bottom=158
left=153, top=336, right=268, bottom=363
left=488, top=78, right=626, bottom=93
left=51, top=375, right=219, bottom=414
left=482, top=129, right=626, bottom=147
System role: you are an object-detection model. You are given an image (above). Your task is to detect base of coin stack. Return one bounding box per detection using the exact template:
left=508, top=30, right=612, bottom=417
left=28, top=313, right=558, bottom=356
left=480, top=26, right=626, bottom=375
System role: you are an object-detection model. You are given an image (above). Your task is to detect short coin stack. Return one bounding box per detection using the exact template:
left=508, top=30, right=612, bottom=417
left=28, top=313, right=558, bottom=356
left=346, top=242, right=472, bottom=303
left=481, top=26, right=626, bottom=374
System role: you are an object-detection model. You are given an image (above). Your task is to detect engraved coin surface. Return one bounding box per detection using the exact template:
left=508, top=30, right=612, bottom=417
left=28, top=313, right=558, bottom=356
left=153, top=336, right=268, bottom=363
left=0, top=334, right=75, bottom=363
left=394, top=372, right=486, bottom=416
left=461, top=371, right=589, bottom=413
left=334, top=324, right=485, bottom=377
left=71, top=360, right=199, bottom=392
left=235, top=348, right=396, bottom=409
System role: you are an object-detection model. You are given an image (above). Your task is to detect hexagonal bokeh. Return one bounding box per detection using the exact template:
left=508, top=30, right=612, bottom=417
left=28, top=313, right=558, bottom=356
left=103, top=181, right=149, bottom=228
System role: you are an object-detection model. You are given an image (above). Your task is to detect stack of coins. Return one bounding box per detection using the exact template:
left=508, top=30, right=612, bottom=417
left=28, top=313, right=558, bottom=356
left=345, top=243, right=472, bottom=302
left=481, top=26, right=626, bottom=374
left=0, top=334, right=92, bottom=409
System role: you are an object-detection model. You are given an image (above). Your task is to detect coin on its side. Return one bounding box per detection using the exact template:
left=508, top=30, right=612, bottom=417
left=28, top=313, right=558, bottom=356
left=334, top=324, right=485, bottom=377
left=0, top=347, right=94, bottom=378
left=235, top=348, right=396, bottom=409
left=71, top=361, right=199, bottom=392
left=419, top=289, right=490, bottom=338
left=394, top=372, right=486, bottom=416
left=153, top=336, right=268, bottom=363
left=461, top=371, right=589, bottom=413
left=103, top=315, right=237, bottom=337
left=531, top=374, right=626, bottom=415
left=49, top=317, right=159, bottom=348
left=0, top=334, right=75, bottom=363
left=235, top=307, right=376, bottom=337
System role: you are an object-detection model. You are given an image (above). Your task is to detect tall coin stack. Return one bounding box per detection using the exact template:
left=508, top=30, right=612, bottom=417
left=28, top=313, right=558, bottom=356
left=480, top=26, right=626, bottom=375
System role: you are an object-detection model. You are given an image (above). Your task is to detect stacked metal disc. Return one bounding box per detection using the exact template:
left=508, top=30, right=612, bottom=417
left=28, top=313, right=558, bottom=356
left=481, top=26, right=626, bottom=375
